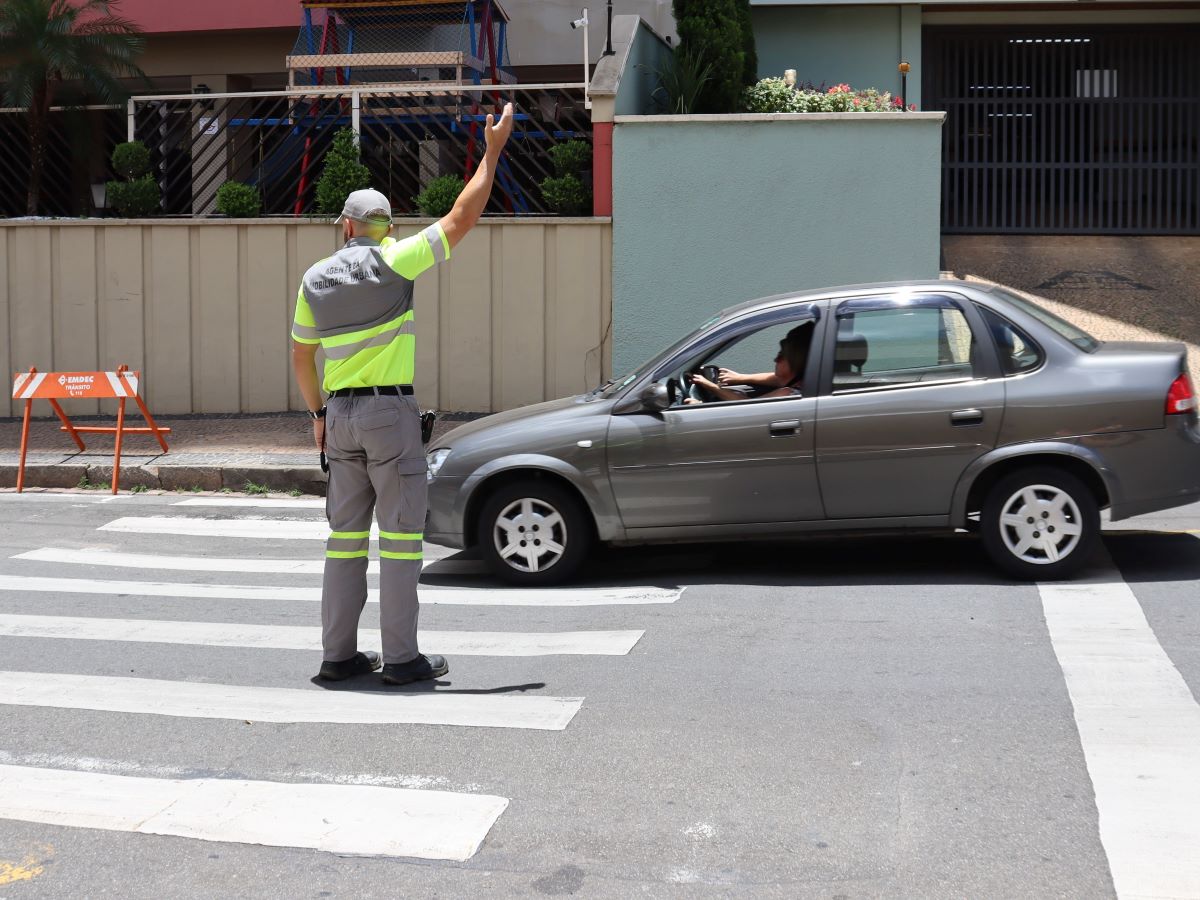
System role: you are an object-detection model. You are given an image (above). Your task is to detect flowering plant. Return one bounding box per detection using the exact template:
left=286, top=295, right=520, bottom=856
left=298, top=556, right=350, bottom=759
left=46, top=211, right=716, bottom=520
left=742, top=78, right=916, bottom=113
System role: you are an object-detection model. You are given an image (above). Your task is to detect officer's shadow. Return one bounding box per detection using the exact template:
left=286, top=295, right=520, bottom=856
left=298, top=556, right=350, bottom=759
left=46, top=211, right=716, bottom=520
left=310, top=675, right=547, bottom=695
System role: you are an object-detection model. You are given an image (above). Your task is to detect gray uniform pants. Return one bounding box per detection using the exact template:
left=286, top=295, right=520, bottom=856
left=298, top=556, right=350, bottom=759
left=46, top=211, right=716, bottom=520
left=322, top=392, right=427, bottom=664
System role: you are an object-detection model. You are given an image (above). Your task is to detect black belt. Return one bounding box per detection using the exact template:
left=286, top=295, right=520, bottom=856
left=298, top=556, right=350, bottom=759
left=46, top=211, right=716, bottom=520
left=329, top=385, right=414, bottom=397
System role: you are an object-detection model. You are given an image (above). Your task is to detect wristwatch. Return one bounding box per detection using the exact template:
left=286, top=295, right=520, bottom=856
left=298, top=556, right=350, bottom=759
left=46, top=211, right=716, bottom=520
left=307, top=407, right=326, bottom=420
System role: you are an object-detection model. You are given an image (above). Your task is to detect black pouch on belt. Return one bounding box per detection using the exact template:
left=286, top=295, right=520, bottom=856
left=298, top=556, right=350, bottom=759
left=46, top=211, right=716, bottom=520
left=420, top=411, right=437, bottom=444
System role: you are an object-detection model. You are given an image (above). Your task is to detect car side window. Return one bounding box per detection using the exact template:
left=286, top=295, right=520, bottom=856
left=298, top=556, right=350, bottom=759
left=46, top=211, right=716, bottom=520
left=650, top=312, right=819, bottom=406
left=977, top=306, right=1043, bottom=375
left=833, top=303, right=978, bottom=392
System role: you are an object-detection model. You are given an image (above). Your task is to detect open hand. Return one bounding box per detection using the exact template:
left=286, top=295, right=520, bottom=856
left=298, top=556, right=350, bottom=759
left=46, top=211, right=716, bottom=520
left=717, top=368, right=743, bottom=386
left=485, top=103, right=514, bottom=154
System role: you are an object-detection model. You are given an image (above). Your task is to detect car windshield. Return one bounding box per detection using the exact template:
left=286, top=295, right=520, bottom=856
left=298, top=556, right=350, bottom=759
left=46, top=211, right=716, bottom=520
left=594, top=313, right=725, bottom=398
left=992, top=287, right=1099, bottom=352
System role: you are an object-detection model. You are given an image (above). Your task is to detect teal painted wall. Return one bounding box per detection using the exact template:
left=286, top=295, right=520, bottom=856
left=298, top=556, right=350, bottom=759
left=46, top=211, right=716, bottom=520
left=611, top=114, right=944, bottom=374
left=751, top=5, right=922, bottom=109
left=616, top=20, right=675, bottom=116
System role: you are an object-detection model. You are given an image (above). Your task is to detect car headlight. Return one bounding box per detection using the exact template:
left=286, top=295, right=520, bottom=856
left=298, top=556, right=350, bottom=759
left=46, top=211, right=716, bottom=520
left=426, top=448, right=452, bottom=481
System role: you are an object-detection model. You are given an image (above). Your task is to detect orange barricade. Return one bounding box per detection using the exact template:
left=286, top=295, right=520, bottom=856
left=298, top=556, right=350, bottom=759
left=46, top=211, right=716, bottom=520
left=11, top=365, right=171, bottom=494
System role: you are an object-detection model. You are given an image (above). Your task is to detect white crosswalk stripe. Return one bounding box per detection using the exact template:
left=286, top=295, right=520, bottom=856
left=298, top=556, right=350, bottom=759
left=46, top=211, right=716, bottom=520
left=174, top=497, right=327, bottom=509
left=0, top=501, right=673, bottom=861
left=0, top=573, right=682, bottom=606
left=101, top=516, right=365, bottom=539
left=14, top=545, right=462, bottom=574
left=0, top=764, right=507, bottom=861
left=0, top=671, right=583, bottom=729
left=1039, top=560, right=1200, bottom=899
left=0, top=614, right=644, bottom=656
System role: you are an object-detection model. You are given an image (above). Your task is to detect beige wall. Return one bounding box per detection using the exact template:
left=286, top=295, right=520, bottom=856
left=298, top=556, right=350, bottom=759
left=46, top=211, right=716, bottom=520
left=0, top=219, right=612, bottom=418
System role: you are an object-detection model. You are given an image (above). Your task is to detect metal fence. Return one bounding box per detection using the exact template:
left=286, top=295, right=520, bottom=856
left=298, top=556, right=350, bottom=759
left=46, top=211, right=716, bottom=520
left=0, top=83, right=591, bottom=218
left=0, top=105, right=124, bottom=217
left=130, top=83, right=591, bottom=216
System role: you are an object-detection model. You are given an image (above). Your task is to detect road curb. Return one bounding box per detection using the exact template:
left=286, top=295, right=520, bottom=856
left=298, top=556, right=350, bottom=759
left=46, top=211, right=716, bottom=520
left=0, top=463, right=328, bottom=495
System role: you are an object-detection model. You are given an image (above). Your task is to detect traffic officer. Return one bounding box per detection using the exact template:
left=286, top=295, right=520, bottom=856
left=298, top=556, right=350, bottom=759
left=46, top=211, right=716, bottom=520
left=291, top=103, right=514, bottom=685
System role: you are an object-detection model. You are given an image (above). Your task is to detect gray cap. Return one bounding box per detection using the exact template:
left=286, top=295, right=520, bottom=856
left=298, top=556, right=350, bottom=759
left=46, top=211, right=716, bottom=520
left=338, top=188, right=393, bottom=224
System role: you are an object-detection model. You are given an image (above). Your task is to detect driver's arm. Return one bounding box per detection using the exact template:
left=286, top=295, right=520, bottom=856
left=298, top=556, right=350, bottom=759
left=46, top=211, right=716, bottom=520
left=719, top=369, right=782, bottom=389
left=689, top=372, right=751, bottom=403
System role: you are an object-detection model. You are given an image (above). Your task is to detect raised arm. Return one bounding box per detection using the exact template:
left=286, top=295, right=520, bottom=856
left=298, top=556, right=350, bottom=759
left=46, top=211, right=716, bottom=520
left=439, top=103, right=515, bottom=249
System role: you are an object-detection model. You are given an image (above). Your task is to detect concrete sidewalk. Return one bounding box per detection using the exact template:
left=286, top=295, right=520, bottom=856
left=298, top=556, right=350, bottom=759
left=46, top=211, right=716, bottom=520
left=0, top=411, right=485, bottom=495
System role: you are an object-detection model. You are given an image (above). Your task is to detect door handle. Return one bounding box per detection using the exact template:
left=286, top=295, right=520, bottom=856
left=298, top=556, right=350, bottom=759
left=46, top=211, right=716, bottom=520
left=769, top=419, right=801, bottom=437
left=950, top=408, right=984, bottom=426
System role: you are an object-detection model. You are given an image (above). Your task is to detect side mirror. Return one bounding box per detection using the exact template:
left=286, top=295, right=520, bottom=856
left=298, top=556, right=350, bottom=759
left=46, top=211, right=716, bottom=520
left=640, top=382, right=671, bottom=412
left=613, top=381, right=671, bottom=414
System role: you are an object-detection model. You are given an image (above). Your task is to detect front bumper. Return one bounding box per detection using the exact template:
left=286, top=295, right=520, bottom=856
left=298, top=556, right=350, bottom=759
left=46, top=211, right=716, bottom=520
left=425, top=474, right=468, bottom=549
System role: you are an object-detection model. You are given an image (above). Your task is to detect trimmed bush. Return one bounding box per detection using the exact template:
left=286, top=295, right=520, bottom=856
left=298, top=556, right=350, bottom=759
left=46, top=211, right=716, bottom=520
left=107, top=174, right=160, bottom=217
left=315, top=129, right=371, bottom=216
left=105, top=140, right=159, bottom=216
left=672, top=0, right=744, bottom=113
left=111, top=141, right=150, bottom=179
left=547, top=140, right=592, bottom=178
left=414, top=175, right=464, bottom=217
left=540, top=175, right=590, bottom=216
left=734, top=0, right=758, bottom=86
left=216, top=181, right=262, bottom=218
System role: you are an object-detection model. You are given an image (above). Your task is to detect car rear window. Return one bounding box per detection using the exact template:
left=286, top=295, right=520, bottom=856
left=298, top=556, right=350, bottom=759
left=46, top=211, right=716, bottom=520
left=977, top=306, right=1043, bottom=375
left=991, top=287, right=1099, bottom=353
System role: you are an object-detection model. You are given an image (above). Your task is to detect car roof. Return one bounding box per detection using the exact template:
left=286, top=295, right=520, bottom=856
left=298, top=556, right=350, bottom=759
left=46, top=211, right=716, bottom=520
left=716, top=279, right=987, bottom=321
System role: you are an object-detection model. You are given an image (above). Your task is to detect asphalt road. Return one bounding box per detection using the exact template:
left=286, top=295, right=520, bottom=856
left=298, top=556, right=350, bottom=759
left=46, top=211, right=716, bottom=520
left=0, top=491, right=1197, bottom=899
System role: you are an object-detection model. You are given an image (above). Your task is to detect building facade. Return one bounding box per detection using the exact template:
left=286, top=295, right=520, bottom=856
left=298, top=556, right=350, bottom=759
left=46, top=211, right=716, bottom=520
left=750, top=1, right=1200, bottom=235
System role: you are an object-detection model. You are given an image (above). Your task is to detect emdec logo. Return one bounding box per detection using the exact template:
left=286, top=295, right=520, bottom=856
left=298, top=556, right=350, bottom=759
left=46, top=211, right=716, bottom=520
left=57, top=373, right=96, bottom=397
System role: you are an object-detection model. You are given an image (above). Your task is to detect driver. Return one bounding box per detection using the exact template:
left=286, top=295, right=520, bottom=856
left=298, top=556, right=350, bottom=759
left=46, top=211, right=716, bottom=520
left=686, top=322, right=814, bottom=404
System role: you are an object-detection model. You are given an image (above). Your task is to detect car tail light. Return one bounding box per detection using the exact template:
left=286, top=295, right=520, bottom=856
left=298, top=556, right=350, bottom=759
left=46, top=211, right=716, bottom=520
left=1166, top=374, right=1196, bottom=415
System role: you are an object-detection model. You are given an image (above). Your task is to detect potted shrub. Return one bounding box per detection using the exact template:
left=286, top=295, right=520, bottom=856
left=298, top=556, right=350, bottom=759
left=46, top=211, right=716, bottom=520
left=215, top=180, right=262, bottom=217
left=414, top=175, right=465, bottom=217
left=540, top=139, right=593, bottom=216
left=105, top=141, right=160, bottom=218
left=315, top=129, right=372, bottom=216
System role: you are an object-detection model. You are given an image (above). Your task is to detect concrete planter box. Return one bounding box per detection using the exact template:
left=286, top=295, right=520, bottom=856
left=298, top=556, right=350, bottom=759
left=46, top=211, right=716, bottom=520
left=610, top=111, right=946, bottom=374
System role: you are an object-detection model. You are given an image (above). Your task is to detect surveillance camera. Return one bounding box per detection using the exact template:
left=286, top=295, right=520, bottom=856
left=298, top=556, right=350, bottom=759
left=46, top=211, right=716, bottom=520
left=571, top=15, right=588, bottom=29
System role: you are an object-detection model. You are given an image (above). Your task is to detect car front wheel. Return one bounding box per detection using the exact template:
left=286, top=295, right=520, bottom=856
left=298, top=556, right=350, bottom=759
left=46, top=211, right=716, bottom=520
left=980, top=466, right=1100, bottom=580
left=476, top=479, right=593, bottom=585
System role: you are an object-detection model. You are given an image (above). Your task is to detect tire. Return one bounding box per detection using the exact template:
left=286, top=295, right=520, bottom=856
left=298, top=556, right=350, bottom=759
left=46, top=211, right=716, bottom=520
left=980, top=466, right=1100, bottom=580
left=475, top=478, right=594, bottom=586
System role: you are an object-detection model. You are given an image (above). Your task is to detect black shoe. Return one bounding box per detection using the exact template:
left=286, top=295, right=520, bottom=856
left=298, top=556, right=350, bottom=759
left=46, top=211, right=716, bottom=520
left=381, top=654, right=449, bottom=685
left=317, top=651, right=381, bottom=681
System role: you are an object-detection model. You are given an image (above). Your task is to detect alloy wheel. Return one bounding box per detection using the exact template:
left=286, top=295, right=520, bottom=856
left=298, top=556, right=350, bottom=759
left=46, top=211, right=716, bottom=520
left=997, top=483, right=1084, bottom=565
left=492, top=497, right=569, bottom=573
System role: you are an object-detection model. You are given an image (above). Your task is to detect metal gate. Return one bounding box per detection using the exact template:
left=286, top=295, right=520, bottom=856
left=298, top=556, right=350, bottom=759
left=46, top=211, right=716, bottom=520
left=924, top=26, right=1200, bottom=234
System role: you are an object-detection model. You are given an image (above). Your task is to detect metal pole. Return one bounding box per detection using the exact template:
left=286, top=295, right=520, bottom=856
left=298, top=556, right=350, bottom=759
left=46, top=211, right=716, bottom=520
left=583, top=8, right=591, bottom=109
left=352, top=89, right=361, bottom=136
left=603, top=0, right=614, bottom=56
left=127, top=97, right=135, bottom=142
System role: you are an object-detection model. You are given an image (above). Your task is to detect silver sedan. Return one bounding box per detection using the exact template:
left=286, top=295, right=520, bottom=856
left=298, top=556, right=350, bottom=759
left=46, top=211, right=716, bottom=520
left=425, top=280, right=1200, bottom=584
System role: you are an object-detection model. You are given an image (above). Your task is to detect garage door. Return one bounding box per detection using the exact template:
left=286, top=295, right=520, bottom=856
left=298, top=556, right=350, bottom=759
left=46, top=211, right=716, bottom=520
left=925, top=26, right=1200, bottom=234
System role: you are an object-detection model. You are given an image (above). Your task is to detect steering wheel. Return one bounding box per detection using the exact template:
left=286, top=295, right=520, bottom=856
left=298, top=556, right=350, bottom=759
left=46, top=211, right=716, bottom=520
left=686, top=364, right=723, bottom=403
